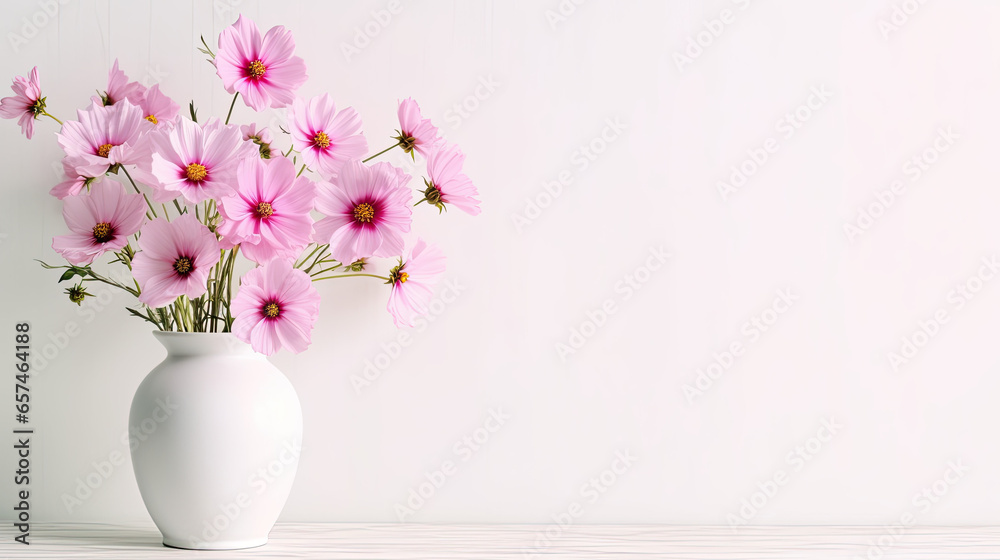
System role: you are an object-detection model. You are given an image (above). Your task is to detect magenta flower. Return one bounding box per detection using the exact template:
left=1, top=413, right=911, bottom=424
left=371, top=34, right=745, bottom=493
left=50, top=156, right=107, bottom=199
left=0, top=67, right=44, bottom=139
left=231, top=258, right=321, bottom=355
left=138, top=84, right=180, bottom=127
left=289, top=94, right=367, bottom=179
left=217, top=156, right=316, bottom=264
left=146, top=117, right=255, bottom=204
left=131, top=214, right=221, bottom=308
left=95, top=59, right=147, bottom=106
left=215, top=15, right=307, bottom=111
left=314, top=159, right=412, bottom=263
left=420, top=143, right=482, bottom=215
left=394, top=98, right=441, bottom=158
left=51, top=181, right=147, bottom=266
left=387, top=239, right=446, bottom=328
left=57, top=100, right=152, bottom=176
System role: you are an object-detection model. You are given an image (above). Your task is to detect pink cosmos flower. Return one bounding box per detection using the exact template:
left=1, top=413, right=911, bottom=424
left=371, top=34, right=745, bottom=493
left=231, top=258, right=321, bottom=355
left=217, top=156, right=316, bottom=264
left=289, top=94, right=367, bottom=179
left=51, top=181, right=147, bottom=266
left=131, top=214, right=220, bottom=308
left=395, top=98, right=441, bottom=158
left=0, top=67, right=44, bottom=139
left=50, top=156, right=106, bottom=199
left=241, top=122, right=273, bottom=158
left=421, top=143, right=482, bottom=215
left=57, top=100, right=152, bottom=176
left=314, top=159, right=412, bottom=264
left=241, top=122, right=273, bottom=145
left=146, top=117, right=255, bottom=203
left=138, top=84, right=180, bottom=127
left=95, top=59, right=147, bottom=106
left=215, top=15, right=307, bottom=111
left=387, top=239, right=446, bottom=328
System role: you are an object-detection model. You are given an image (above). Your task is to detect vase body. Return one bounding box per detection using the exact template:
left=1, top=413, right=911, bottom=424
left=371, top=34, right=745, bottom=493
left=129, top=332, right=302, bottom=550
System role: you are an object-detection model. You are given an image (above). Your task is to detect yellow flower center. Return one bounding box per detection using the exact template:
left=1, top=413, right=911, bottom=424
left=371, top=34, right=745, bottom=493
left=263, top=302, right=280, bottom=318
left=173, top=256, right=193, bottom=276
left=313, top=131, right=331, bottom=149
left=92, top=222, right=114, bottom=243
left=97, top=143, right=113, bottom=158
left=398, top=271, right=409, bottom=284
left=247, top=60, right=267, bottom=79
left=353, top=202, right=375, bottom=223
left=185, top=163, right=208, bottom=182
left=145, top=114, right=158, bottom=124
left=255, top=201, right=274, bottom=219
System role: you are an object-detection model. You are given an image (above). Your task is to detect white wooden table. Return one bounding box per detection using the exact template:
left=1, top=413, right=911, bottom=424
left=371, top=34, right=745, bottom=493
left=3, top=523, right=1000, bottom=559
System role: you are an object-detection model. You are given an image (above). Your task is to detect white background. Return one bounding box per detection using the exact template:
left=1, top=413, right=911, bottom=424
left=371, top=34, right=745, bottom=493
left=2, top=0, right=1000, bottom=526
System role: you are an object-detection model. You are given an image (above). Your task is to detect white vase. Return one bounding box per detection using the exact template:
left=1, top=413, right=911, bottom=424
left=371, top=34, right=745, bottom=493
left=129, top=332, right=303, bottom=550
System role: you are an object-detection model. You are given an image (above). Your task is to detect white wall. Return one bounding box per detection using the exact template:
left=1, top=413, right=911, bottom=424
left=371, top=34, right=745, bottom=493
left=2, top=0, right=1000, bottom=526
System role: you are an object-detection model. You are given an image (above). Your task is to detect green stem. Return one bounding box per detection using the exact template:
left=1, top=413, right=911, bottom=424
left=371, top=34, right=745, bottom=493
left=295, top=244, right=323, bottom=269
left=312, top=273, right=389, bottom=282
left=83, top=272, right=139, bottom=297
left=296, top=164, right=307, bottom=177
left=222, top=246, right=239, bottom=330
left=40, top=111, right=63, bottom=125
left=309, top=265, right=342, bottom=277
left=121, top=167, right=157, bottom=219
left=302, top=246, right=332, bottom=274
left=362, top=142, right=401, bottom=163
left=224, top=92, right=239, bottom=125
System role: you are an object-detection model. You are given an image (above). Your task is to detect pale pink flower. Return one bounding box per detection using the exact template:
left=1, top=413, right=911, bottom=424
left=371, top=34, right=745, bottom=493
left=138, top=84, right=180, bottom=127
left=231, top=258, right=321, bottom=355
left=241, top=122, right=273, bottom=145
left=146, top=116, right=255, bottom=204
left=95, top=59, right=147, bottom=106
left=51, top=181, right=146, bottom=266
left=215, top=15, right=307, bottom=111
left=50, top=156, right=106, bottom=199
left=0, top=67, right=44, bottom=139
left=387, top=239, right=446, bottom=328
left=241, top=122, right=274, bottom=159
left=395, top=98, right=441, bottom=158
left=57, top=100, right=152, bottom=176
left=289, top=94, right=367, bottom=179
left=314, top=159, right=412, bottom=263
left=131, top=214, right=220, bottom=308
left=421, top=143, right=481, bottom=215
left=217, top=156, right=316, bottom=264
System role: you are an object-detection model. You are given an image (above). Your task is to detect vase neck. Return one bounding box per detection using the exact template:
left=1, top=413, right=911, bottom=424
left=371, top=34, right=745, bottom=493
left=152, top=332, right=258, bottom=357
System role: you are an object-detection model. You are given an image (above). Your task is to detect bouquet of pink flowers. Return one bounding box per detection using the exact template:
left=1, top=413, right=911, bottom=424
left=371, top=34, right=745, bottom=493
left=1, top=15, right=481, bottom=356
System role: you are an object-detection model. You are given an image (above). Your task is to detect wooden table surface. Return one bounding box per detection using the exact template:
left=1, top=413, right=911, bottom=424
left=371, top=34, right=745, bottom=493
left=2, top=523, right=1000, bottom=559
